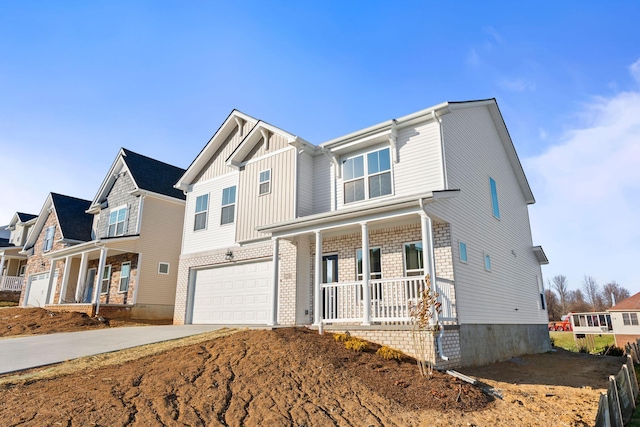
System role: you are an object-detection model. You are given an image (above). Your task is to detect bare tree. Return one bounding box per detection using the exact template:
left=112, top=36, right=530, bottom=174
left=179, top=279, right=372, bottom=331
left=582, top=275, right=602, bottom=311
left=602, top=281, right=631, bottom=308
left=567, top=289, right=591, bottom=313
left=550, top=275, right=569, bottom=315
left=545, top=289, right=560, bottom=321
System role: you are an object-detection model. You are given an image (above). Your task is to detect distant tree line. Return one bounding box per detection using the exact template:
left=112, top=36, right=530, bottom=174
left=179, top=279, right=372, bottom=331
left=545, top=275, right=631, bottom=321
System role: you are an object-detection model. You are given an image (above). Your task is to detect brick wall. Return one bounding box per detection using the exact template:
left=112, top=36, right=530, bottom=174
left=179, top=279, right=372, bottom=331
left=615, top=334, right=640, bottom=349
left=20, top=210, right=66, bottom=306
left=86, top=252, right=139, bottom=305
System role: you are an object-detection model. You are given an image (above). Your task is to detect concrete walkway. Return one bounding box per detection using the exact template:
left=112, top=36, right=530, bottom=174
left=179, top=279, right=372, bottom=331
left=0, top=325, right=224, bottom=375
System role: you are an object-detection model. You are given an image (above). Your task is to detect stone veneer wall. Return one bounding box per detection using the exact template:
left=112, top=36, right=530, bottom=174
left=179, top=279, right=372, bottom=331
left=86, top=253, right=139, bottom=305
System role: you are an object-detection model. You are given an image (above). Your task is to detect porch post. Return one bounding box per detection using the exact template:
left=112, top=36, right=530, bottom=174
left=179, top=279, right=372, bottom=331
left=94, top=247, right=108, bottom=315
left=361, top=222, right=371, bottom=326
left=0, top=255, right=6, bottom=288
left=45, top=260, right=57, bottom=306
left=269, top=237, right=279, bottom=326
left=420, top=213, right=438, bottom=323
left=58, top=256, right=73, bottom=304
left=75, top=251, right=89, bottom=303
left=313, top=230, right=322, bottom=326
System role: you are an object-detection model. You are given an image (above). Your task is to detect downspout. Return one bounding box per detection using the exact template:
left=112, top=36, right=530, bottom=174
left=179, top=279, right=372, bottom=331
left=418, top=198, right=449, bottom=361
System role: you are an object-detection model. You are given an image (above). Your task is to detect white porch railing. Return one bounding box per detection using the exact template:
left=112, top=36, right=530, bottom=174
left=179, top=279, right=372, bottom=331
left=320, top=276, right=456, bottom=324
left=1, top=276, right=24, bottom=292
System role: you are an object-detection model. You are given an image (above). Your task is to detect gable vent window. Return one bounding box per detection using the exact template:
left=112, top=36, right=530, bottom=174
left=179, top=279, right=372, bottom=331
left=221, top=186, right=236, bottom=225
left=343, top=147, right=392, bottom=204
left=108, top=206, right=128, bottom=237
left=259, top=169, right=271, bottom=195
left=194, top=194, right=209, bottom=231
left=158, top=262, right=170, bottom=275
left=43, top=225, right=56, bottom=252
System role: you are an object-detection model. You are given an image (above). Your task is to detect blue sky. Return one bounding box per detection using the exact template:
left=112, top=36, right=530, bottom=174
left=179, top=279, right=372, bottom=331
left=1, top=1, right=639, bottom=293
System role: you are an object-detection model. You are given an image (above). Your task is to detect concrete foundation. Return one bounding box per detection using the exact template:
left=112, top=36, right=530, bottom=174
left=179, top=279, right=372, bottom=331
left=45, top=303, right=174, bottom=321
left=459, top=323, right=551, bottom=367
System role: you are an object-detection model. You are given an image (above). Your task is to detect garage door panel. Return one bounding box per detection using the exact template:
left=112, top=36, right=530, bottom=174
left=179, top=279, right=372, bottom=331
left=191, top=261, right=273, bottom=325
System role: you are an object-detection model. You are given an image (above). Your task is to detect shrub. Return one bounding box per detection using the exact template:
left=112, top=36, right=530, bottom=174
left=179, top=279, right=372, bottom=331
left=334, top=332, right=351, bottom=342
left=376, top=346, right=404, bottom=361
left=601, top=345, right=625, bottom=357
left=578, top=346, right=589, bottom=353
left=345, top=339, right=368, bottom=352
left=549, top=337, right=555, bottom=347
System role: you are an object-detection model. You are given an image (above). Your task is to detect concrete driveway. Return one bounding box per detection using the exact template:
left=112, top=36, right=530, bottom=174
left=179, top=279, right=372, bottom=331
left=0, top=324, right=225, bottom=375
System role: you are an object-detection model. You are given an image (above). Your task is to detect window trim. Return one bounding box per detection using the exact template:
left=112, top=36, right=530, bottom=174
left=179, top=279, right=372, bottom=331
left=489, top=177, right=500, bottom=219
left=19, top=265, right=26, bottom=277
left=43, top=225, right=55, bottom=252
left=118, top=262, right=131, bottom=293
left=220, top=185, right=236, bottom=225
left=403, top=241, right=424, bottom=277
left=100, top=265, right=112, bottom=295
left=158, top=262, right=170, bottom=275
left=459, top=241, right=468, bottom=263
left=342, top=147, right=393, bottom=205
left=193, top=194, right=209, bottom=232
left=258, top=169, right=271, bottom=195
left=107, top=205, right=128, bottom=237
left=484, top=252, right=492, bottom=272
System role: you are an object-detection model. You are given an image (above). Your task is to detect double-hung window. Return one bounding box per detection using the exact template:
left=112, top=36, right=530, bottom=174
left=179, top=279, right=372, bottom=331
left=343, top=147, right=392, bottom=204
left=259, top=169, right=271, bottom=195
left=489, top=177, right=500, bottom=219
left=403, top=242, right=424, bottom=276
left=194, top=194, right=209, bottom=231
left=43, top=225, right=55, bottom=252
left=356, top=247, right=382, bottom=300
left=623, top=313, right=639, bottom=326
left=100, top=265, right=112, bottom=294
left=221, top=186, right=236, bottom=225
left=119, top=262, right=131, bottom=293
left=108, top=206, right=128, bottom=237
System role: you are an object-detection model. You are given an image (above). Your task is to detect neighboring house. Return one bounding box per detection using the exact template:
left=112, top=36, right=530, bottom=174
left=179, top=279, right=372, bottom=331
left=173, top=99, right=550, bottom=368
left=22, top=148, right=186, bottom=320
left=19, top=194, right=93, bottom=307
left=607, top=292, right=640, bottom=348
left=0, top=212, right=38, bottom=292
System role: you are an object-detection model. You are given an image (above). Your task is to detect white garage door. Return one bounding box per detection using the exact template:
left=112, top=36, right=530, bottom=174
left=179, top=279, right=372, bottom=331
left=191, top=261, right=272, bottom=325
left=26, top=271, right=56, bottom=307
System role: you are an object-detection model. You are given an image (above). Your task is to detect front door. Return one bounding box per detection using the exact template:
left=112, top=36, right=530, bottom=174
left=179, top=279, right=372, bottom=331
left=83, top=268, right=97, bottom=303
left=322, top=255, right=339, bottom=320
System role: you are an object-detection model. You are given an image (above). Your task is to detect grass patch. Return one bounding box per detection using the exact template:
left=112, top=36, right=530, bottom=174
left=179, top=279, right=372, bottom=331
left=0, top=302, right=18, bottom=307
left=0, top=328, right=240, bottom=387
left=549, top=331, right=614, bottom=354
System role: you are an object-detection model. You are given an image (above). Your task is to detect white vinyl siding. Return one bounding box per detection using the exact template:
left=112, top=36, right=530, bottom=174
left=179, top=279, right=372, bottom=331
left=182, top=172, right=239, bottom=255
left=312, top=154, right=333, bottom=214
left=297, top=151, right=314, bottom=217
left=426, top=105, right=546, bottom=325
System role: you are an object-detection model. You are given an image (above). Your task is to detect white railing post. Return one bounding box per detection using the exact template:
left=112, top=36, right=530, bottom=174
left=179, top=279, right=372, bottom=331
left=361, top=222, right=371, bottom=326
left=420, top=213, right=438, bottom=324
left=94, top=247, right=108, bottom=315
left=314, top=230, right=322, bottom=326
left=0, top=255, right=6, bottom=288
left=44, top=260, right=57, bottom=305
left=269, top=237, right=279, bottom=326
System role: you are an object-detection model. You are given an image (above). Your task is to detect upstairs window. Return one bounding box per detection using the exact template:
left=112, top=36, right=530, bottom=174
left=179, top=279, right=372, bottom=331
left=221, top=186, right=236, bottom=225
left=489, top=177, right=500, bottom=219
left=484, top=253, right=492, bottom=272
left=43, top=225, right=55, bottom=252
left=194, top=194, right=209, bottom=231
left=259, top=169, right=271, bottom=195
left=343, top=147, right=392, bottom=204
left=108, top=206, right=128, bottom=237
left=459, top=241, right=468, bottom=263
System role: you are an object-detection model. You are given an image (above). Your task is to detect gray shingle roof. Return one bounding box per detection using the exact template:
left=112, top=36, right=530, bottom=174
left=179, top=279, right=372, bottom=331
left=50, top=193, right=93, bottom=242
left=16, top=212, right=37, bottom=223
left=121, top=148, right=186, bottom=200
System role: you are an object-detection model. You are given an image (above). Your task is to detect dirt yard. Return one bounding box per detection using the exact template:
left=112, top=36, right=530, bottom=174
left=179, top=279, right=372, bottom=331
left=0, top=307, right=170, bottom=337
left=0, top=326, right=627, bottom=426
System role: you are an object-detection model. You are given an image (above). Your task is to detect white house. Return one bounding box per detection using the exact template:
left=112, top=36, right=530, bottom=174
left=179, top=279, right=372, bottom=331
left=173, top=99, right=549, bottom=367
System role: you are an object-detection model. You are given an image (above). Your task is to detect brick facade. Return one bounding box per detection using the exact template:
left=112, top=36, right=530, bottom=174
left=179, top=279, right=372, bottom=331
left=19, top=210, right=66, bottom=306
left=87, top=252, right=139, bottom=305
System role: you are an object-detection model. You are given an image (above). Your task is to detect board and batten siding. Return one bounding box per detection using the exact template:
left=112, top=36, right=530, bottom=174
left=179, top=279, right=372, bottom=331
left=236, top=148, right=297, bottom=242
left=426, top=105, right=546, bottom=326
left=194, top=120, right=256, bottom=184
left=134, top=196, right=185, bottom=306
left=312, top=154, right=333, bottom=214
left=181, top=172, right=239, bottom=255
left=297, top=151, right=314, bottom=217
left=240, top=132, right=290, bottom=163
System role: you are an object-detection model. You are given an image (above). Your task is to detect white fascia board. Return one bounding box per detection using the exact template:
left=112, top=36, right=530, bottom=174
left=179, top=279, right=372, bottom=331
left=175, top=110, right=258, bottom=190
left=533, top=246, right=549, bottom=265
left=23, top=194, right=54, bottom=250
left=46, top=235, right=141, bottom=259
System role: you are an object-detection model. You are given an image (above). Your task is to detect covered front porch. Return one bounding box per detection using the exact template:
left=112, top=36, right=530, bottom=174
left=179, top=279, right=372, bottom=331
left=0, top=249, right=27, bottom=292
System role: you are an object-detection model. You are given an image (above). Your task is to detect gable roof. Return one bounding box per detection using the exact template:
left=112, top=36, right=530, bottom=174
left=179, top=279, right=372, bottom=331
left=89, top=148, right=186, bottom=211
left=175, top=110, right=258, bottom=190
left=0, top=237, right=11, bottom=247
left=23, top=193, right=93, bottom=251
left=609, top=291, right=640, bottom=311
left=16, top=212, right=37, bottom=223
